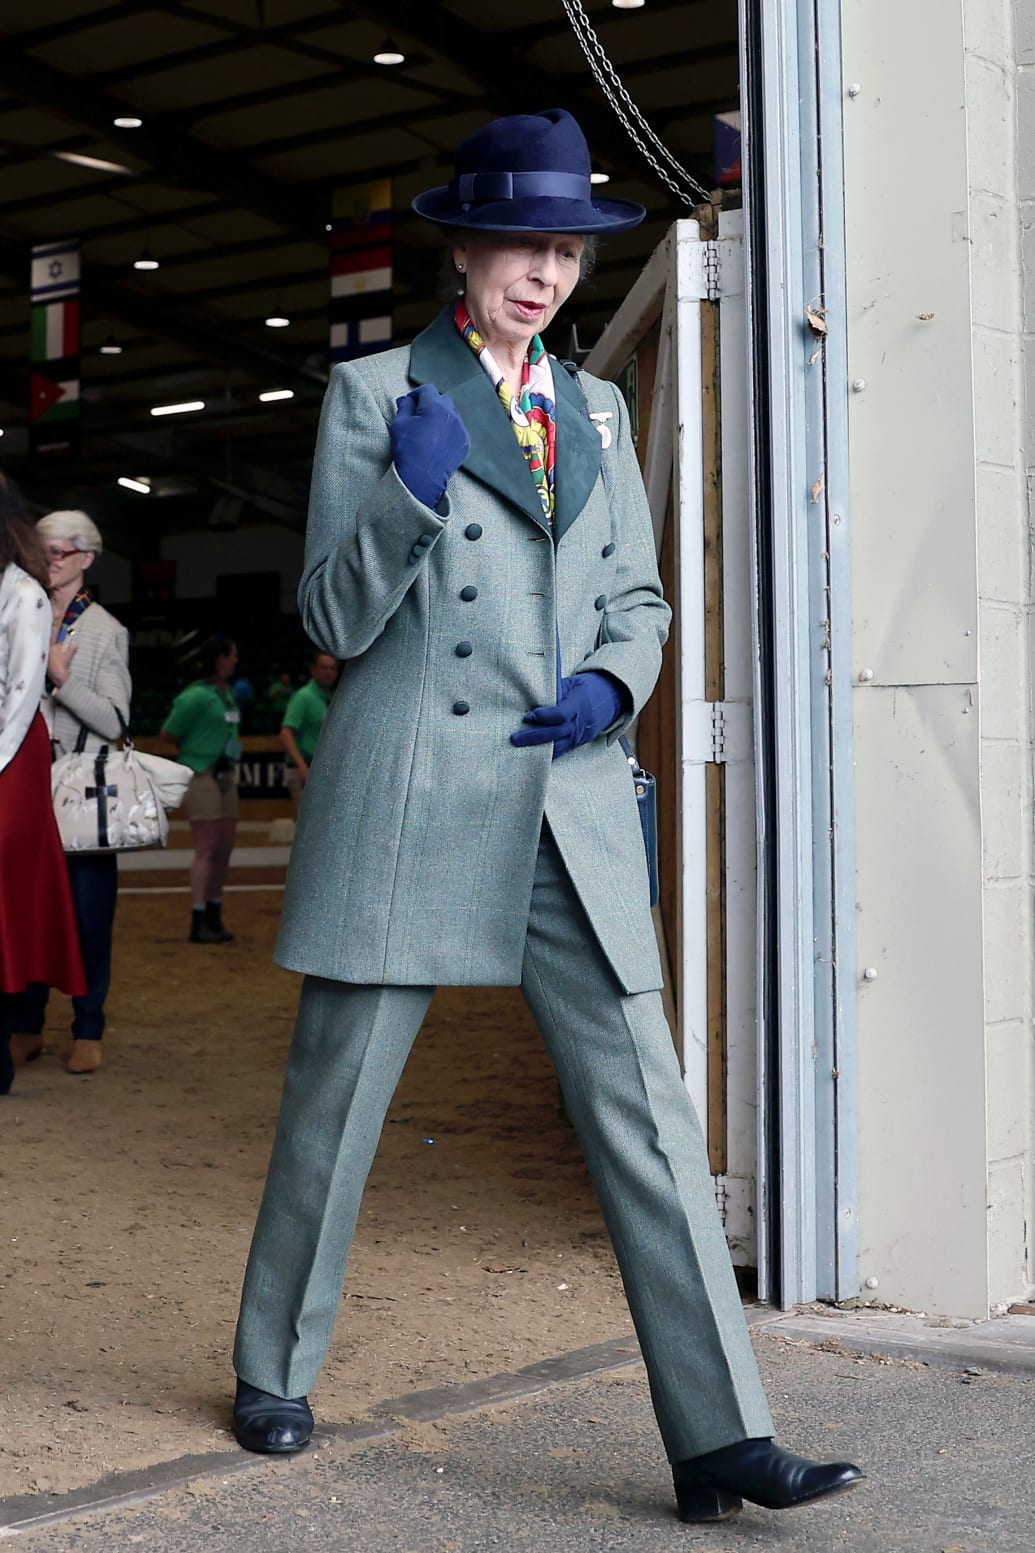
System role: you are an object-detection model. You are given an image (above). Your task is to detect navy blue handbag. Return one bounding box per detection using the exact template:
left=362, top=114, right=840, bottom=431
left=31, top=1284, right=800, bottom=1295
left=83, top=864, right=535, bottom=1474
left=620, top=737, right=659, bottom=907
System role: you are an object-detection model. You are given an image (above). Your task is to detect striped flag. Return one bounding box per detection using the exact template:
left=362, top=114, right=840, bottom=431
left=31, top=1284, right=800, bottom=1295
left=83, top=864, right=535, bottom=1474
left=30, top=241, right=80, bottom=301
left=329, top=179, right=392, bottom=364
left=30, top=298, right=80, bottom=362
left=30, top=239, right=81, bottom=458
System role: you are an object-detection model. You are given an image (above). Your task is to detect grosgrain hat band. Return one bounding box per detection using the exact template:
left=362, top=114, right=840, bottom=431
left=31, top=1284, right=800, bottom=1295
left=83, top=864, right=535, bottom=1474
left=451, top=170, right=591, bottom=207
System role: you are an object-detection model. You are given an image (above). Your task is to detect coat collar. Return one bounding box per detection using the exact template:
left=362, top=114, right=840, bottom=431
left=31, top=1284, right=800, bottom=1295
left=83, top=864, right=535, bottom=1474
left=407, top=307, right=601, bottom=541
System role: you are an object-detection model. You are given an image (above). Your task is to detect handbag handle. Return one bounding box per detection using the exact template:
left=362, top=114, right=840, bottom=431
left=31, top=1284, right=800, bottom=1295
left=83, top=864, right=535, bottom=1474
left=618, top=733, right=647, bottom=779
left=72, top=703, right=131, bottom=754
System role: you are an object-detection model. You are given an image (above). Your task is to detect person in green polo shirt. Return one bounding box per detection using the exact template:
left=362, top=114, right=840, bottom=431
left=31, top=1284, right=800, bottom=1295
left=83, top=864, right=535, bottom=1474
left=279, top=652, right=339, bottom=812
left=161, top=634, right=241, bottom=946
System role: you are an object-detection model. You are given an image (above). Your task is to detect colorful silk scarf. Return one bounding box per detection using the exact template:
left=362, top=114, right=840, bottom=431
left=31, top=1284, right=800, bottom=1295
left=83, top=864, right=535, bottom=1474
left=56, top=588, right=92, bottom=645
left=454, top=301, right=557, bottom=526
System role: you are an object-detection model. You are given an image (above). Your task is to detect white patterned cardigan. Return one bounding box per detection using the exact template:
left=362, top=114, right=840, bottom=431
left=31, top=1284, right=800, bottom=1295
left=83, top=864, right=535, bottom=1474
left=45, top=599, right=131, bottom=758
left=0, top=562, right=49, bottom=777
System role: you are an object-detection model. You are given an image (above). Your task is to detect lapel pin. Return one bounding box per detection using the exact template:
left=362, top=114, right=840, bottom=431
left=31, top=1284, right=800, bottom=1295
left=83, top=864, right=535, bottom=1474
left=589, top=412, right=613, bottom=449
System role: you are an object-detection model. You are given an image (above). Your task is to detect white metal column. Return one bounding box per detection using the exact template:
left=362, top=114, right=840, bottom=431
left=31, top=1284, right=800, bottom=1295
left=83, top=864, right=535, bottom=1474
left=740, top=0, right=858, bottom=1305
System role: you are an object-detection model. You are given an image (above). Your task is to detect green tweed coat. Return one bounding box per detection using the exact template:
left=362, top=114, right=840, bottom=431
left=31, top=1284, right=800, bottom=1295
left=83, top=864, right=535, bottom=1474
left=275, top=307, right=671, bottom=994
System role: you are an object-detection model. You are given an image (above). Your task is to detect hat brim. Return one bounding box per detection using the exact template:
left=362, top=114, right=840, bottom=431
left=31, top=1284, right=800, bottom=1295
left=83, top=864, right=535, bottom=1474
left=411, top=187, right=646, bottom=236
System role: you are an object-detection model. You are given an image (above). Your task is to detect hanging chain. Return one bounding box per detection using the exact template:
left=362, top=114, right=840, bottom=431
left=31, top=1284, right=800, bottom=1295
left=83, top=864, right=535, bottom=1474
left=560, top=0, right=710, bottom=207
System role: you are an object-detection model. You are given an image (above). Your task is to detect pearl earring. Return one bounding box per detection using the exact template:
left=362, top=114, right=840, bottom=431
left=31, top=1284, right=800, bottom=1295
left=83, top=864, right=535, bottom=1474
left=456, top=263, right=465, bottom=273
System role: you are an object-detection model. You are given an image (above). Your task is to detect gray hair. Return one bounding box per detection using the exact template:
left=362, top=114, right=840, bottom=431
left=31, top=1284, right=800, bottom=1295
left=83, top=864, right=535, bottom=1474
left=36, top=509, right=104, bottom=555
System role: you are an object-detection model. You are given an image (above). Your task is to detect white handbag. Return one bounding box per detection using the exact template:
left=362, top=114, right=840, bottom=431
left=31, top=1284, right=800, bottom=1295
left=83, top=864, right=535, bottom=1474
left=51, top=715, right=193, bottom=854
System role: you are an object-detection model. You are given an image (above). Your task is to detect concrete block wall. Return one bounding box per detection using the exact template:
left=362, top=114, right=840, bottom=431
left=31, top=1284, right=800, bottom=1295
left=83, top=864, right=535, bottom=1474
left=1012, top=0, right=1035, bottom=1300
left=843, top=0, right=1033, bottom=1313
left=843, top=0, right=989, bottom=1316
left=967, top=0, right=1034, bottom=1304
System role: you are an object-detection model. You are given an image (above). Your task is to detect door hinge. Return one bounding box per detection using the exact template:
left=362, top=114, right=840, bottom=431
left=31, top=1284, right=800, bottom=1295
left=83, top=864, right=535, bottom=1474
left=684, top=700, right=752, bottom=765
left=703, top=242, right=722, bottom=302
left=678, top=236, right=743, bottom=303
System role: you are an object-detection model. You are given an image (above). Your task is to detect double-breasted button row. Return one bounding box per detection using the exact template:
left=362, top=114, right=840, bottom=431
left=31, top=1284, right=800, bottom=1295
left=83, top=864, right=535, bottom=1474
left=454, top=566, right=479, bottom=711
left=602, top=542, right=616, bottom=558
left=464, top=523, right=483, bottom=540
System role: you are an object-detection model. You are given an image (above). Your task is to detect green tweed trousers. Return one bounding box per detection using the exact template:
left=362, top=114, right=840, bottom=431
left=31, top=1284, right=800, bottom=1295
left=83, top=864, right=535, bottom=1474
left=234, top=826, right=774, bottom=1461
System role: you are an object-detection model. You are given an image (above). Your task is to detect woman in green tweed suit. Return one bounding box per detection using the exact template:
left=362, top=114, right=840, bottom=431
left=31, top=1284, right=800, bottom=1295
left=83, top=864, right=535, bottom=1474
left=232, top=110, right=862, bottom=1524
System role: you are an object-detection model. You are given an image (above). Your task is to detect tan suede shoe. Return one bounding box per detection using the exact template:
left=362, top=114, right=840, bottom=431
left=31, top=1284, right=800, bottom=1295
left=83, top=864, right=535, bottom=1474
left=65, top=1040, right=102, bottom=1075
left=9, top=1034, right=44, bottom=1067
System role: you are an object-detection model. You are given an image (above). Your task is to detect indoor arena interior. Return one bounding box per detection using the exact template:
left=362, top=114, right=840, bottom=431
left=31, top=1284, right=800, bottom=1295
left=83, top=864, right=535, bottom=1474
left=0, top=0, right=742, bottom=1504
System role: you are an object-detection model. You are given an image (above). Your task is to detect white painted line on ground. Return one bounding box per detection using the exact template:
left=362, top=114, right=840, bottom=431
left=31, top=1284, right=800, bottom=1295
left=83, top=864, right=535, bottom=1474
left=118, top=883, right=286, bottom=896
left=118, top=846, right=291, bottom=871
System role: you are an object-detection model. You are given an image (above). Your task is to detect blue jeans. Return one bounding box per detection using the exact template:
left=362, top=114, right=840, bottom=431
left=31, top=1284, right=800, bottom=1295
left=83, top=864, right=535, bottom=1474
left=17, top=853, right=118, bottom=1042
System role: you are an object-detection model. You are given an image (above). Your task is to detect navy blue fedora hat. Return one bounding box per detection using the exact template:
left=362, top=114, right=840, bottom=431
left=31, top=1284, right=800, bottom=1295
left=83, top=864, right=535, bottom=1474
left=411, top=108, right=645, bottom=236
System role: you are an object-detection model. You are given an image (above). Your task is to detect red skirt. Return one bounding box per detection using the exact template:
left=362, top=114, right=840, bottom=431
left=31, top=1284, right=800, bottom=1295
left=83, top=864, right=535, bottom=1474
left=0, top=713, right=86, bottom=995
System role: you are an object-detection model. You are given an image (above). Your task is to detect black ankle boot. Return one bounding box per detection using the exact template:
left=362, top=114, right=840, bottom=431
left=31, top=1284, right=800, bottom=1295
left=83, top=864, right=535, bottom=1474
left=205, top=901, right=234, bottom=942
left=233, top=1379, right=313, bottom=1455
left=672, top=1438, right=863, bottom=1522
left=189, top=907, right=225, bottom=945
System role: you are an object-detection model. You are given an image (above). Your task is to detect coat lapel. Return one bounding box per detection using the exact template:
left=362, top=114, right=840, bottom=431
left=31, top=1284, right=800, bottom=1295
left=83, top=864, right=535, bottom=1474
left=408, top=308, right=546, bottom=530
left=408, top=308, right=603, bottom=539
left=550, top=358, right=603, bottom=542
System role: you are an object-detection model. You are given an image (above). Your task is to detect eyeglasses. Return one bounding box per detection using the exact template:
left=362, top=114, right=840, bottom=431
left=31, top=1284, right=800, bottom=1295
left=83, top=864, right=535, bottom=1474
left=45, top=546, right=81, bottom=561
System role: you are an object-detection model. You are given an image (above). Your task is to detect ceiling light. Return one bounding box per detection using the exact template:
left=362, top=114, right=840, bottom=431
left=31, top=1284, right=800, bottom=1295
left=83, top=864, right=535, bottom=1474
left=113, top=116, right=143, bottom=128
left=133, top=248, right=159, bottom=271
left=612, top=0, right=646, bottom=7
left=590, top=171, right=611, bottom=185
left=99, top=335, right=123, bottom=355
left=373, top=40, right=405, bottom=65
left=53, top=150, right=134, bottom=175
left=265, top=313, right=290, bottom=328
left=258, top=389, right=295, bottom=402
left=150, top=400, right=205, bottom=417
left=117, top=476, right=151, bottom=494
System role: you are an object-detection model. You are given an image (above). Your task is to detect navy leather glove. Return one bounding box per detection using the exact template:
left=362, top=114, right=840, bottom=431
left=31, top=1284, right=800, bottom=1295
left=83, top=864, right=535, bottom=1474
left=511, top=671, right=630, bottom=760
left=390, top=384, right=470, bottom=510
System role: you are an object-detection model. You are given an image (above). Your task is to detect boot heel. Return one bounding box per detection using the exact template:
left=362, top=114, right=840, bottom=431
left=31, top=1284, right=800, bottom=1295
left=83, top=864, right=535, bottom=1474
left=673, top=1469, right=743, bottom=1523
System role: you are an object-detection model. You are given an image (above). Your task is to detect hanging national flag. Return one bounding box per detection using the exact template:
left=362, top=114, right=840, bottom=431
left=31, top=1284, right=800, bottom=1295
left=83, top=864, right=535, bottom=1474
left=30, top=241, right=80, bottom=302
left=31, top=371, right=80, bottom=421
left=30, top=298, right=80, bottom=362
left=30, top=240, right=81, bottom=459
left=329, top=179, right=392, bottom=364
left=330, top=316, right=392, bottom=356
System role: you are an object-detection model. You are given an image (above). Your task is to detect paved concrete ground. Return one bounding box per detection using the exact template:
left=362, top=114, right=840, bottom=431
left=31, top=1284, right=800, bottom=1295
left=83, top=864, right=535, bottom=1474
left=4, top=1314, right=1034, bottom=1551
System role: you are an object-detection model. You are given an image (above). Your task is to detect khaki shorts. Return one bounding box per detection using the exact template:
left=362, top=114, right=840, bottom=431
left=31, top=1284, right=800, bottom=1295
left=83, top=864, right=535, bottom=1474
left=284, top=766, right=306, bottom=808
left=183, top=768, right=239, bottom=822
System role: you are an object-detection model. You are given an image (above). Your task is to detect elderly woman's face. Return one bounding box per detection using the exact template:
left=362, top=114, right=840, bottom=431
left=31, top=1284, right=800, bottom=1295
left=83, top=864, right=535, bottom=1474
left=44, top=540, right=92, bottom=592
left=454, top=231, right=585, bottom=352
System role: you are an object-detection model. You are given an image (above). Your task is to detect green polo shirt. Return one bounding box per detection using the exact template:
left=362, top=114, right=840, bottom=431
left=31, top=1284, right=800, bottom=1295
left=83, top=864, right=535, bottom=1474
left=164, top=681, right=241, bottom=773
left=282, top=678, right=333, bottom=763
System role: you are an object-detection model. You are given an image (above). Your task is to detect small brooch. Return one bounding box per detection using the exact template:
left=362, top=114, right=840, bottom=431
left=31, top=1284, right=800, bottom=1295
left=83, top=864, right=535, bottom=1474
left=589, top=412, right=613, bottom=449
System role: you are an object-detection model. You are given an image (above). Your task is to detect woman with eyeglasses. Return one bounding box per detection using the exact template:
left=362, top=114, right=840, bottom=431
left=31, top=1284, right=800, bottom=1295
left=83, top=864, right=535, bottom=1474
left=7, top=509, right=131, bottom=1077
left=0, top=479, right=85, bottom=1094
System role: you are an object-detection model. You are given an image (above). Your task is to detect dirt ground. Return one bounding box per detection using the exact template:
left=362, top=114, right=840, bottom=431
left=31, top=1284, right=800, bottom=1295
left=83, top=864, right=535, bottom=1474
left=0, top=855, right=636, bottom=1502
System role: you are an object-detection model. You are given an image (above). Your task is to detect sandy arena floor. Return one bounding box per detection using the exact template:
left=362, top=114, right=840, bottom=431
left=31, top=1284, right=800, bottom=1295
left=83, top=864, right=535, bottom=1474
left=0, top=850, right=636, bottom=1501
